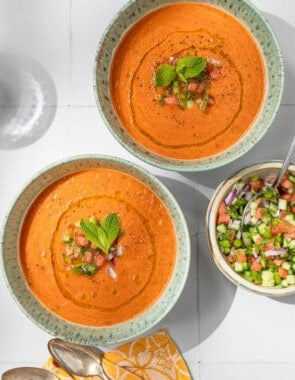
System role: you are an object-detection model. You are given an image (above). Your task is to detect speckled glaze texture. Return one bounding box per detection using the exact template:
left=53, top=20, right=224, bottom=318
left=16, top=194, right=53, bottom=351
left=94, top=0, right=284, bottom=171
left=0, top=155, right=190, bottom=345
left=206, top=161, right=295, bottom=296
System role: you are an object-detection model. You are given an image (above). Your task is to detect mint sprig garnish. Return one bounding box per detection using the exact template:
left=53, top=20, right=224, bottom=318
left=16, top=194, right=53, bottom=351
left=176, top=56, right=207, bottom=82
left=155, top=56, right=207, bottom=87
left=80, top=213, right=121, bottom=254
left=155, top=64, right=177, bottom=87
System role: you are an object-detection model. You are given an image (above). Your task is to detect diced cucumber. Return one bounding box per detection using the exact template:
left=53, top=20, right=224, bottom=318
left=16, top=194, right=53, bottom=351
left=280, top=252, right=289, bottom=259
left=252, top=234, right=262, bottom=243
left=262, top=270, right=275, bottom=287
left=257, top=223, right=266, bottom=235
left=233, top=239, right=243, bottom=248
left=242, top=262, right=249, bottom=270
left=251, top=271, right=262, bottom=284
left=242, top=232, right=252, bottom=247
left=62, top=234, right=72, bottom=243
left=186, top=100, right=194, bottom=109
left=278, top=198, right=287, bottom=210
left=228, top=221, right=241, bottom=231
left=234, top=262, right=244, bottom=272
left=282, top=261, right=291, bottom=270
left=217, top=223, right=227, bottom=233
left=281, top=279, right=289, bottom=288
left=257, top=223, right=272, bottom=239
left=288, top=174, right=295, bottom=184
left=268, top=203, right=278, bottom=215
left=283, top=237, right=292, bottom=248
left=243, top=270, right=252, bottom=282
left=274, top=272, right=281, bottom=285
left=285, top=214, right=295, bottom=226
left=219, top=240, right=231, bottom=248
left=223, top=247, right=231, bottom=255
left=289, top=240, right=295, bottom=250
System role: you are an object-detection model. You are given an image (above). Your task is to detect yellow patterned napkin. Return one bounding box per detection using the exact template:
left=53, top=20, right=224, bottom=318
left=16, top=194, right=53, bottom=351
left=43, top=329, right=191, bottom=379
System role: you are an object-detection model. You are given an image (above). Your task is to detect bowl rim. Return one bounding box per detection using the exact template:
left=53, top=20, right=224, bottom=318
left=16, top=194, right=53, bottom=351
left=0, top=154, right=191, bottom=345
left=206, top=160, right=295, bottom=296
left=93, top=0, right=284, bottom=172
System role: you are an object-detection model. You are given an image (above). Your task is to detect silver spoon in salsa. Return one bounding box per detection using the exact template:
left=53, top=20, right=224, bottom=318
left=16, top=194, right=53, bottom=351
left=241, top=135, right=295, bottom=235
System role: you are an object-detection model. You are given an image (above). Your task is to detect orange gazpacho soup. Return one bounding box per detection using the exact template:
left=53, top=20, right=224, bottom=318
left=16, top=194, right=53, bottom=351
left=20, top=168, right=176, bottom=326
left=110, top=2, right=266, bottom=159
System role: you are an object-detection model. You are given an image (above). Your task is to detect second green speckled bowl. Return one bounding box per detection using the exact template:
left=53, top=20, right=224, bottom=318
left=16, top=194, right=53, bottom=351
left=0, top=155, right=190, bottom=345
left=94, top=0, right=284, bottom=171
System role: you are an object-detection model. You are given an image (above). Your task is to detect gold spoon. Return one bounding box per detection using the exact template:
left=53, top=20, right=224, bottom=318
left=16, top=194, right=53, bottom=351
left=2, top=367, right=58, bottom=380
left=48, top=338, right=109, bottom=379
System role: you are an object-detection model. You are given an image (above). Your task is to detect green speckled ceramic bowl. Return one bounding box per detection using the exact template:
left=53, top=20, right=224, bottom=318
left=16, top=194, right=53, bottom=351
left=0, top=155, right=190, bottom=345
left=206, top=161, right=295, bottom=296
left=94, top=0, right=283, bottom=171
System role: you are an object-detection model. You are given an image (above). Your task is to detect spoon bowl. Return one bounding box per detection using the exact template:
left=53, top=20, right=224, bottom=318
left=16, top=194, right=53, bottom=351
left=2, top=367, right=58, bottom=380
left=48, top=338, right=109, bottom=379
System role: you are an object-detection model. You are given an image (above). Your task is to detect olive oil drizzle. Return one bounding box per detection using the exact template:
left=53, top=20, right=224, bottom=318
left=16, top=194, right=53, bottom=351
left=50, top=195, right=159, bottom=313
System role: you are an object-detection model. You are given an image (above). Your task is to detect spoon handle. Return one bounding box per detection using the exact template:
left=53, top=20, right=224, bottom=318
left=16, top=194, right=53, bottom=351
left=273, top=135, right=295, bottom=188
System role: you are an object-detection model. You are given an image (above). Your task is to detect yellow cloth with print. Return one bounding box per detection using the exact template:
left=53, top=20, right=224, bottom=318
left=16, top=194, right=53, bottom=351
left=43, top=329, right=191, bottom=380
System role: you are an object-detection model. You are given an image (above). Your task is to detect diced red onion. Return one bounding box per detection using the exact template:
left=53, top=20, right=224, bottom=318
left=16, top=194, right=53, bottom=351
left=265, top=248, right=287, bottom=257
left=107, top=265, right=117, bottom=279
left=244, top=191, right=253, bottom=201
left=240, top=184, right=250, bottom=196
left=111, top=257, right=116, bottom=266
left=253, top=250, right=259, bottom=259
left=225, top=187, right=238, bottom=206
left=107, top=253, right=114, bottom=261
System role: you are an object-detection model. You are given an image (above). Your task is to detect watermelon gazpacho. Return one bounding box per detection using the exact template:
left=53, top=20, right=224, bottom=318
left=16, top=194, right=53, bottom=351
left=110, top=2, right=266, bottom=159
left=19, top=168, right=176, bottom=326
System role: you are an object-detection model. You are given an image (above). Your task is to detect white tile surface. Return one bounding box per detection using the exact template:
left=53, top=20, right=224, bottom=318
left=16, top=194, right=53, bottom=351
left=0, top=1, right=294, bottom=379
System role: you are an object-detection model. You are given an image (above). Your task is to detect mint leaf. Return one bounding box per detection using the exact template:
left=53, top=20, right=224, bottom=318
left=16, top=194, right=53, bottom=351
left=176, top=57, right=207, bottom=81
left=80, top=218, right=107, bottom=252
left=80, top=213, right=121, bottom=254
left=101, top=213, right=120, bottom=251
left=155, top=64, right=176, bottom=87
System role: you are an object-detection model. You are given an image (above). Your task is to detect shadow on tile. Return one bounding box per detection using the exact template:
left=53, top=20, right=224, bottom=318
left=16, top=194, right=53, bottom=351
left=0, top=52, right=57, bottom=149
left=150, top=176, right=198, bottom=353
left=196, top=189, right=237, bottom=343
left=152, top=175, right=237, bottom=351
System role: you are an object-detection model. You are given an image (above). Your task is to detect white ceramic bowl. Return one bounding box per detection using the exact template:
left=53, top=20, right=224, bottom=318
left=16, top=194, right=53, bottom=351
left=206, top=162, right=295, bottom=296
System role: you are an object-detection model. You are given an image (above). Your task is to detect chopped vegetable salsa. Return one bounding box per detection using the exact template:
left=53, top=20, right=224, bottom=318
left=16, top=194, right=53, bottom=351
left=62, top=213, right=123, bottom=278
left=216, top=172, right=295, bottom=287
left=154, top=56, right=221, bottom=111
